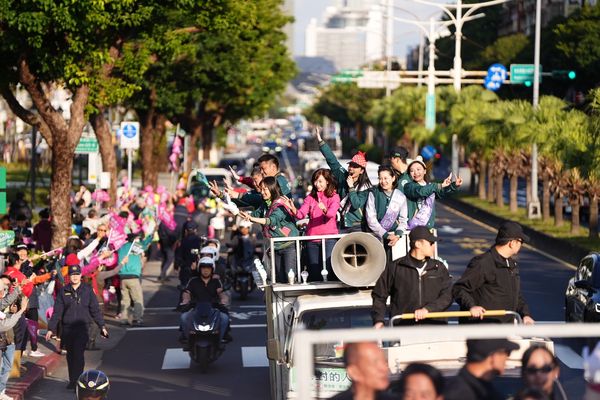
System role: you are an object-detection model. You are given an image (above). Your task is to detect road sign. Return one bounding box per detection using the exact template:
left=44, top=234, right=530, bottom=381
left=484, top=63, right=507, bottom=91
left=510, top=64, right=542, bottom=84
left=75, top=137, right=99, bottom=154
left=357, top=71, right=400, bottom=89
left=120, top=121, right=140, bottom=149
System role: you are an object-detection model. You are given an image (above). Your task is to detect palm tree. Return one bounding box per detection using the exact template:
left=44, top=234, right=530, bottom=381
left=506, top=149, right=527, bottom=213
left=565, top=168, right=586, bottom=234
left=587, top=171, right=600, bottom=239
left=492, top=148, right=508, bottom=208
left=539, top=156, right=556, bottom=222
left=550, top=161, right=568, bottom=227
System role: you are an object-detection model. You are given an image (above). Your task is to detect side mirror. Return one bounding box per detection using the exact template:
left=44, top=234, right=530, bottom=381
left=266, top=338, right=283, bottom=362
left=574, top=280, right=596, bottom=292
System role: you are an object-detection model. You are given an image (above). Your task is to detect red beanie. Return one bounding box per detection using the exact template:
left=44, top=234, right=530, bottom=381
left=349, top=151, right=367, bottom=168
left=65, top=253, right=80, bottom=266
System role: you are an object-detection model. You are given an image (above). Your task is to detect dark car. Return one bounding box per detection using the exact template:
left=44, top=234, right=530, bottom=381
left=565, top=252, right=600, bottom=322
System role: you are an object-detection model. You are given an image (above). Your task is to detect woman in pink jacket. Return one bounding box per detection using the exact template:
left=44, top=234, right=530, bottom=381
left=283, top=169, right=340, bottom=282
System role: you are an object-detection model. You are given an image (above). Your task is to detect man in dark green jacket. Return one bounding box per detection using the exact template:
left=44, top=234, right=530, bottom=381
left=389, top=147, right=411, bottom=192
left=232, top=153, right=290, bottom=208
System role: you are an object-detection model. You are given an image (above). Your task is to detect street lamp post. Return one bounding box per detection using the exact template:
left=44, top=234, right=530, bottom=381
left=528, top=0, right=542, bottom=218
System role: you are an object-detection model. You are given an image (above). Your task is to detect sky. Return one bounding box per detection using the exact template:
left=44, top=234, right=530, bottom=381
left=292, top=0, right=444, bottom=59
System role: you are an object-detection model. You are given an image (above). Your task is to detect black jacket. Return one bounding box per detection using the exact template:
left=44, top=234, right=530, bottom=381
left=444, top=366, right=504, bottom=400
left=452, top=247, right=531, bottom=323
left=175, top=234, right=203, bottom=271
left=48, top=282, right=105, bottom=332
left=372, top=254, right=453, bottom=325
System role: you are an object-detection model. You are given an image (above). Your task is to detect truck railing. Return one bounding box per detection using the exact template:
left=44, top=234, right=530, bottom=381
left=269, top=234, right=347, bottom=284
left=389, top=310, right=523, bottom=327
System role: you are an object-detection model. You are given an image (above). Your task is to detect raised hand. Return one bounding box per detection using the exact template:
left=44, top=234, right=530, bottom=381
left=228, top=165, right=240, bottom=181
left=442, top=173, right=452, bottom=188
left=209, top=180, right=222, bottom=197
left=455, top=176, right=463, bottom=187
left=238, top=211, right=251, bottom=221
left=315, top=127, right=323, bottom=142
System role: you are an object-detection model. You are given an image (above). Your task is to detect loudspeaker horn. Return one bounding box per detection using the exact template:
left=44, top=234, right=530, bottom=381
left=331, top=232, right=386, bottom=287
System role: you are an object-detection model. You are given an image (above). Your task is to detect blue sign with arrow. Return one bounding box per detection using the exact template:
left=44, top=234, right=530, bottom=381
left=484, top=63, right=507, bottom=91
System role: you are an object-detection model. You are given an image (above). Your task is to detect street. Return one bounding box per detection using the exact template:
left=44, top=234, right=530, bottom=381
left=26, top=202, right=585, bottom=399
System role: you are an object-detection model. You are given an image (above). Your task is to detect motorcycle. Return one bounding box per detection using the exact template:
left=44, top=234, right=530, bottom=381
left=228, top=244, right=263, bottom=300
left=185, top=302, right=226, bottom=372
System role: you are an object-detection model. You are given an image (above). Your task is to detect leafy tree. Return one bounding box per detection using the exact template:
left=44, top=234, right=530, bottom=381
left=0, top=0, right=156, bottom=247
left=479, top=34, right=529, bottom=66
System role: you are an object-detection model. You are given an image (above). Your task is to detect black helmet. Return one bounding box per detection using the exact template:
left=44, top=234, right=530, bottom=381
left=76, top=370, right=110, bottom=399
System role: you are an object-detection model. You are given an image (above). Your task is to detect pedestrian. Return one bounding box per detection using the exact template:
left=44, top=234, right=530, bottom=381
left=117, top=232, right=153, bottom=326
left=76, top=369, right=110, bottom=400
left=330, top=342, right=394, bottom=399
left=32, top=208, right=52, bottom=252
left=444, top=338, right=520, bottom=400
left=174, top=221, right=204, bottom=288
left=46, top=263, right=108, bottom=391
left=520, top=345, right=567, bottom=400
left=158, top=198, right=182, bottom=282
left=452, top=220, right=535, bottom=324
left=0, top=280, right=28, bottom=400
left=388, top=146, right=411, bottom=192
left=82, top=209, right=101, bottom=235
left=403, top=156, right=462, bottom=229
left=365, top=165, right=408, bottom=250
left=12, top=215, right=32, bottom=245
left=8, top=193, right=32, bottom=224
left=394, top=362, right=445, bottom=400
left=239, top=176, right=299, bottom=283
left=316, top=128, right=372, bottom=233
left=281, top=168, right=340, bottom=282
left=372, top=226, right=452, bottom=328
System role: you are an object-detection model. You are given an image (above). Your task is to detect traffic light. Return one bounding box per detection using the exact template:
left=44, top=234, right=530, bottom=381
left=524, top=80, right=532, bottom=87
left=551, top=70, right=576, bottom=80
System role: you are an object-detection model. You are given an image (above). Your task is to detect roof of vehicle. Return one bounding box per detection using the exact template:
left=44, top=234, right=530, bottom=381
left=193, top=168, right=232, bottom=176
left=293, top=290, right=373, bottom=317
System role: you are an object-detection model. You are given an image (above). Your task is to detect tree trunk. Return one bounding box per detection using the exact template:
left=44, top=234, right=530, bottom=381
left=478, top=160, right=487, bottom=200
left=554, top=193, right=564, bottom=227
left=187, top=124, right=202, bottom=173
left=50, top=143, right=75, bottom=247
left=139, top=107, right=158, bottom=188
left=542, top=175, right=551, bottom=221
left=509, top=174, right=518, bottom=213
left=590, top=195, right=599, bottom=239
left=202, top=125, right=212, bottom=163
left=495, top=173, right=504, bottom=208
left=571, top=200, right=580, bottom=234
left=487, top=164, right=495, bottom=203
left=90, top=110, right=117, bottom=205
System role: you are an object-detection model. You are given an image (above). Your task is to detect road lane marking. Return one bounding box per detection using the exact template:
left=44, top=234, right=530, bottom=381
left=162, top=348, right=191, bottom=370
left=441, top=204, right=576, bottom=270
left=554, top=344, right=584, bottom=369
left=242, top=346, right=269, bottom=367
left=127, top=323, right=266, bottom=331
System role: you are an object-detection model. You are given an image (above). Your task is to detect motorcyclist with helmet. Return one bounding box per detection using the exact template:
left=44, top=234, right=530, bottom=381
left=178, top=257, right=232, bottom=347
left=76, top=369, right=109, bottom=399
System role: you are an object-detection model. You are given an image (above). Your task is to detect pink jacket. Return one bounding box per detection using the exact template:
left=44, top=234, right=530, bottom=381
left=296, top=191, right=340, bottom=236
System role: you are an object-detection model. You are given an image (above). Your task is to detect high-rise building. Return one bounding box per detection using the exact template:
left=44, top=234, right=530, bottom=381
left=304, top=0, right=386, bottom=71
left=497, top=0, right=582, bottom=36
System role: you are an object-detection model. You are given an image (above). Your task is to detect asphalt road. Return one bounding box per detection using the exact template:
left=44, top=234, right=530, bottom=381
left=27, top=202, right=585, bottom=400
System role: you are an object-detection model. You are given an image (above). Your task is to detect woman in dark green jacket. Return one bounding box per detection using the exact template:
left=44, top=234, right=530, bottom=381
left=316, top=129, right=372, bottom=232
left=404, top=156, right=462, bottom=229
left=239, top=176, right=299, bottom=283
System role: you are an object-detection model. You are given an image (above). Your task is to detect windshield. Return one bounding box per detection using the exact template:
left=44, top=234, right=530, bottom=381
left=300, top=307, right=373, bottom=361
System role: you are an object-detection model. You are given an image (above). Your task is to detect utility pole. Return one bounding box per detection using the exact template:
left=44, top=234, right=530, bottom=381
left=528, top=0, right=542, bottom=218
left=408, top=0, right=511, bottom=175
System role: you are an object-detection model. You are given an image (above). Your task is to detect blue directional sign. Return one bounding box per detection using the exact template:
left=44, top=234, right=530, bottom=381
left=484, top=63, right=507, bottom=91
left=120, top=121, right=140, bottom=149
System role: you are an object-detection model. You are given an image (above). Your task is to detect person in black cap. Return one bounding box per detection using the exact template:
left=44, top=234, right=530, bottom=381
left=372, top=226, right=452, bottom=328
left=452, top=220, right=535, bottom=324
left=389, top=147, right=410, bottom=191
left=46, top=263, right=108, bottom=391
left=174, top=220, right=203, bottom=288
left=444, top=338, right=520, bottom=400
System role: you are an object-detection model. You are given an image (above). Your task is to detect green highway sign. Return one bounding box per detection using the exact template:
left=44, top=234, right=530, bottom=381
left=510, top=64, right=542, bottom=84
left=331, top=69, right=364, bottom=84
left=75, top=137, right=99, bottom=154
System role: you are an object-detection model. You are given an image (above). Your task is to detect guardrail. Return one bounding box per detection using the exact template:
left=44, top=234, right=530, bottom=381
left=389, top=310, right=523, bottom=326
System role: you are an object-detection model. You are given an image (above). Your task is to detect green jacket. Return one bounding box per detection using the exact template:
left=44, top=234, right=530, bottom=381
left=403, top=181, right=459, bottom=228
left=365, top=187, right=408, bottom=240
left=394, top=170, right=411, bottom=193
left=319, top=141, right=370, bottom=228
left=251, top=199, right=299, bottom=250
left=118, top=234, right=153, bottom=277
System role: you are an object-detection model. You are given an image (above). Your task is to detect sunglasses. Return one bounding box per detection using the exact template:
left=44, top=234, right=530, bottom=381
left=524, top=364, right=554, bottom=374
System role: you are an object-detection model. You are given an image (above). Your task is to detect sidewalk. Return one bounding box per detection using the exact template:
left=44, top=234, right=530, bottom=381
left=6, top=260, right=164, bottom=400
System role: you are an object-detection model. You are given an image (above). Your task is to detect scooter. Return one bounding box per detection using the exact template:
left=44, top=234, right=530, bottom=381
left=228, top=244, right=263, bottom=300
left=186, top=302, right=226, bottom=372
